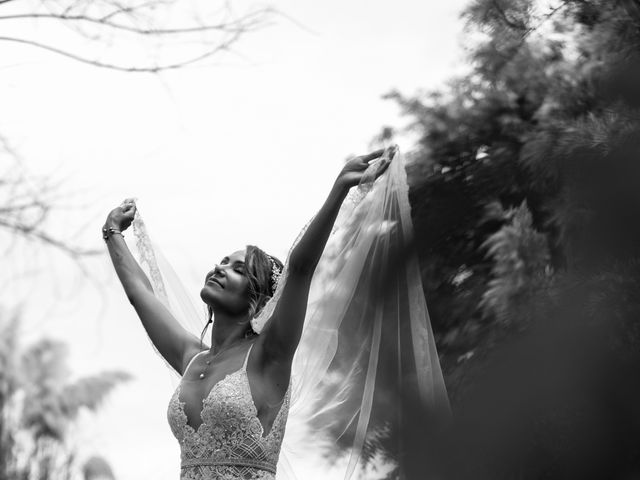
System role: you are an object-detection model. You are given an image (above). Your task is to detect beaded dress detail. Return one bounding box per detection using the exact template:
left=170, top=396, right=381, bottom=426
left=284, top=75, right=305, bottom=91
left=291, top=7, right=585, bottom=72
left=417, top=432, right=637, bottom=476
left=167, top=346, right=290, bottom=480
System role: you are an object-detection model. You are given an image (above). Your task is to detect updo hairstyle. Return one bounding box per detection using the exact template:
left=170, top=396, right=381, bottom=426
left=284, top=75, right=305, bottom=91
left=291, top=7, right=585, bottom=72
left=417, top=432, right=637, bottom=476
left=202, top=245, right=284, bottom=343
left=244, top=245, right=283, bottom=319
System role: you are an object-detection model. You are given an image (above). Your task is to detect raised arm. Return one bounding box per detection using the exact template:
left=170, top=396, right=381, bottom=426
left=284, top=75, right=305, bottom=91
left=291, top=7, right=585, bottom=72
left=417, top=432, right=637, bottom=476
left=104, top=200, right=201, bottom=374
left=260, top=148, right=392, bottom=363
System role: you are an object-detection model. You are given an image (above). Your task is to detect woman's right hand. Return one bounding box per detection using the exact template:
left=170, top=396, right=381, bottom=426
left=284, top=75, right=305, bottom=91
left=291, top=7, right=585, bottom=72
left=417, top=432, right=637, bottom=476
left=105, top=198, right=137, bottom=231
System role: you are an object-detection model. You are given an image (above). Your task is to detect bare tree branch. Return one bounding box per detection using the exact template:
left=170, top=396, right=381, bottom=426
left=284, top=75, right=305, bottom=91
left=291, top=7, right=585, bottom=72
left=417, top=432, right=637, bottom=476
left=0, top=202, right=46, bottom=214
left=0, top=0, right=278, bottom=273
left=97, top=0, right=164, bottom=22
left=0, top=9, right=271, bottom=36
left=0, top=1, right=276, bottom=72
left=0, top=32, right=242, bottom=72
left=0, top=218, right=102, bottom=257
left=0, top=152, right=102, bottom=261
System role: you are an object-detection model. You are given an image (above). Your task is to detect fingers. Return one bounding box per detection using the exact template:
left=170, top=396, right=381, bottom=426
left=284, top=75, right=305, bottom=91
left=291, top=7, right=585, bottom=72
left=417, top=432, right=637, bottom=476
left=114, top=199, right=136, bottom=221
left=120, top=197, right=136, bottom=209
left=361, top=149, right=385, bottom=162
left=375, top=158, right=391, bottom=178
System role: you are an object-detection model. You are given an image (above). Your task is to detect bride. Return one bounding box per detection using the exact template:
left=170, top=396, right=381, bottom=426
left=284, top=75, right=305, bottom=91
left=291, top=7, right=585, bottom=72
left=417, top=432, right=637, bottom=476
left=103, top=146, right=449, bottom=479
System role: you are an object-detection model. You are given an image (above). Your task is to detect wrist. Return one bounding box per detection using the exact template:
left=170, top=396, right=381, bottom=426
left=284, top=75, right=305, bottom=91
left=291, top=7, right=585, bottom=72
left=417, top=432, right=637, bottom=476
left=333, top=177, right=353, bottom=195
left=102, top=225, right=124, bottom=241
left=103, top=217, right=120, bottom=231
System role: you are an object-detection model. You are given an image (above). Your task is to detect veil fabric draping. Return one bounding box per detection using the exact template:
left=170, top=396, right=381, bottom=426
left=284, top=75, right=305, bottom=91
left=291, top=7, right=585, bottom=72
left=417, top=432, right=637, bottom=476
left=131, top=149, right=450, bottom=479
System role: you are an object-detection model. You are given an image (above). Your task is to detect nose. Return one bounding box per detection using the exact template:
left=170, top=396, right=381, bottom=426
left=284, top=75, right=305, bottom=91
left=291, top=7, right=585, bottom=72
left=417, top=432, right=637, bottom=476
left=213, top=264, right=226, bottom=276
left=206, top=265, right=224, bottom=282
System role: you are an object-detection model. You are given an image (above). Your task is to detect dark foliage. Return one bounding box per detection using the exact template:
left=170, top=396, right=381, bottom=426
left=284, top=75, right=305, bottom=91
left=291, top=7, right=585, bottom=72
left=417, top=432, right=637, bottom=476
left=352, top=0, right=640, bottom=477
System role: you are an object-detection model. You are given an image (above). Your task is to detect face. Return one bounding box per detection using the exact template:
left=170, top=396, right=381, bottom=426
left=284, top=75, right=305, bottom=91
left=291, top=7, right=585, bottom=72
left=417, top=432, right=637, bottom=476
left=200, top=249, right=251, bottom=316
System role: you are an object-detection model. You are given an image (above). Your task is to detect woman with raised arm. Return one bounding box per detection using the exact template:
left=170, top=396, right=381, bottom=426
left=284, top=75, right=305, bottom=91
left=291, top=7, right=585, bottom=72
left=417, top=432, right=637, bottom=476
left=103, top=147, right=445, bottom=480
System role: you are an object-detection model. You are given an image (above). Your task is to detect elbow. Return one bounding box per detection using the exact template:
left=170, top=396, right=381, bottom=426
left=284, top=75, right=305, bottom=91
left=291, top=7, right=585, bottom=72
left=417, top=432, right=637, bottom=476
left=126, top=292, right=138, bottom=306
left=126, top=290, right=140, bottom=307
left=124, top=282, right=153, bottom=306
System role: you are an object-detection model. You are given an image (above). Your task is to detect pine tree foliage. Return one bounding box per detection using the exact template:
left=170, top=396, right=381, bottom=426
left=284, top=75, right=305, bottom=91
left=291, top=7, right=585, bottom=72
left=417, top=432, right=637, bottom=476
left=351, top=0, right=640, bottom=477
left=480, top=201, right=550, bottom=324
left=382, top=0, right=640, bottom=382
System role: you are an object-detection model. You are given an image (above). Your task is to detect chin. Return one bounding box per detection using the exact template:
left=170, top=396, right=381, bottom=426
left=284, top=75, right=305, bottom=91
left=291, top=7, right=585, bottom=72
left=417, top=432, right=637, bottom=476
left=200, top=285, right=218, bottom=306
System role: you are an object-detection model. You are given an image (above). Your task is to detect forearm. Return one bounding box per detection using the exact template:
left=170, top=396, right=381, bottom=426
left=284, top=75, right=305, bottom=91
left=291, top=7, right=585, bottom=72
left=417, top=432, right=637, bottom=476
left=288, top=179, right=349, bottom=274
left=105, top=233, right=153, bottom=299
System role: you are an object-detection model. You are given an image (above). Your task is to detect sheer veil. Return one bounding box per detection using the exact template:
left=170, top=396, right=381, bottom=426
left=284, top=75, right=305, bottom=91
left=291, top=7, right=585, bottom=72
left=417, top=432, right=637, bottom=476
left=131, top=148, right=450, bottom=479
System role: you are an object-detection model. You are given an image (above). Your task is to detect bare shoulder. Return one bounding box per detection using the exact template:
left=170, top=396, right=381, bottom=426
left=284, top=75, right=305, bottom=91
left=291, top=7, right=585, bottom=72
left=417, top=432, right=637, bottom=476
left=179, top=342, right=208, bottom=376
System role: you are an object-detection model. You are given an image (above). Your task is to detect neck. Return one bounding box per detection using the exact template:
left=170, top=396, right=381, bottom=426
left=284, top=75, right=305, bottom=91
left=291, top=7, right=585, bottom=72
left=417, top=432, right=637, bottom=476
left=209, top=310, right=251, bottom=352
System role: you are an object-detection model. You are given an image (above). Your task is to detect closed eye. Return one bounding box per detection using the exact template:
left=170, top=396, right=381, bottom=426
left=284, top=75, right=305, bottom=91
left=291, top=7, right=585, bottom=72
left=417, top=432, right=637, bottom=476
left=220, top=256, right=245, bottom=274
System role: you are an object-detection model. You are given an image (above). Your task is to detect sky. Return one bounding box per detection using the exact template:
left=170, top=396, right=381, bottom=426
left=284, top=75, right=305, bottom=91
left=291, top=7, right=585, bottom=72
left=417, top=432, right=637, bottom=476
left=2, top=1, right=470, bottom=478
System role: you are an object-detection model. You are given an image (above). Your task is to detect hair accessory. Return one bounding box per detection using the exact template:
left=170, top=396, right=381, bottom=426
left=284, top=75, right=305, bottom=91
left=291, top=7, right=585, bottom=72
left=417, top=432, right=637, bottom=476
left=266, top=255, right=282, bottom=292
left=102, top=226, right=123, bottom=241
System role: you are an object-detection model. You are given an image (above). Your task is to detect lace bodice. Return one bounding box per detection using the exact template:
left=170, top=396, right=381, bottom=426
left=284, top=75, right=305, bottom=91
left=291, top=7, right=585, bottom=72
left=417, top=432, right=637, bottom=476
left=167, top=346, right=290, bottom=480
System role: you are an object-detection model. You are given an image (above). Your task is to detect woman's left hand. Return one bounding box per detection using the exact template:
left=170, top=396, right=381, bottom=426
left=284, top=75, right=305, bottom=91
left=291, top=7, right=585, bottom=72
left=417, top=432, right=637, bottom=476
left=336, top=146, right=396, bottom=189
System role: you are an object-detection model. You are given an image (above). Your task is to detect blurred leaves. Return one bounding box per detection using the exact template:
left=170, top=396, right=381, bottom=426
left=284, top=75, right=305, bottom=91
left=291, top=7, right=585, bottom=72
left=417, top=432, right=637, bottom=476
left=81, top=455, right=115, bottom=480
left=0, top=310, right=130, bottom=480
left=479, top=201, right=551, bottom=324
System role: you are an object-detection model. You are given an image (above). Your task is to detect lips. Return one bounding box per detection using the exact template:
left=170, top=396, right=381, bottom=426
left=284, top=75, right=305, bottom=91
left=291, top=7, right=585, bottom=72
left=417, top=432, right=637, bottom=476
left=206, top=277, right=224, bottom=288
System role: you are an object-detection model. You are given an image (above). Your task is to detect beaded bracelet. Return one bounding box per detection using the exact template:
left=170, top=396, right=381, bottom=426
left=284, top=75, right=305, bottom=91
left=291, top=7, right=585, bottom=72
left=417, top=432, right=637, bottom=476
left=102, top=226, right=124, bottom=241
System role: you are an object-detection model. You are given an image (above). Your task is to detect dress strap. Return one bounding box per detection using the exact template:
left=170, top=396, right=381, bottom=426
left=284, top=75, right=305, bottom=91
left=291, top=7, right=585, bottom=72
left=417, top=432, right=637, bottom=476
left=183, top=350, right=205, bottom=376
left=242, top=343, right=254, bottom=371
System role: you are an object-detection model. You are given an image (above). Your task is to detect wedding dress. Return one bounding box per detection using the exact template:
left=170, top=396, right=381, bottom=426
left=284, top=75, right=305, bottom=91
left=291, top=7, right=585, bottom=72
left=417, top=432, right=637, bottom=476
left=167, top=345, right=289, bottom=480
left=133, top=148, right=450, bottom=480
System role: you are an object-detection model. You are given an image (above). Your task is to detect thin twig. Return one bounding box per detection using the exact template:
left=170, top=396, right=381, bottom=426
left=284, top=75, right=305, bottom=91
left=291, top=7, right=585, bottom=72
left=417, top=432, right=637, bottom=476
left=0, top=10, right=270, bottom=36
left=0, top=133, right=22, bottom=163
left=0, top=32, right=241, bottom=72
left=0, top=218, right=102, bottom=257
left=0, top=201, right=46, bottom=213
left=99, top=0, right=159, bottom=22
